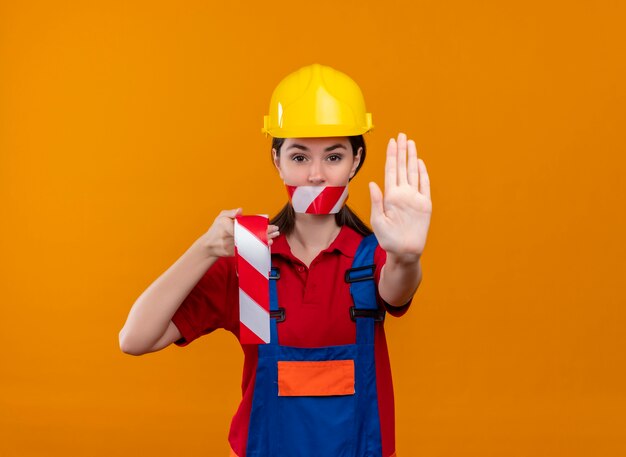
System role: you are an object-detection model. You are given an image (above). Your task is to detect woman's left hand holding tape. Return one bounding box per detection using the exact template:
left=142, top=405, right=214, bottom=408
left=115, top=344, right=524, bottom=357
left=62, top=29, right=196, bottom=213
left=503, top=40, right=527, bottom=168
left=233, top=213, right=278, bottom=344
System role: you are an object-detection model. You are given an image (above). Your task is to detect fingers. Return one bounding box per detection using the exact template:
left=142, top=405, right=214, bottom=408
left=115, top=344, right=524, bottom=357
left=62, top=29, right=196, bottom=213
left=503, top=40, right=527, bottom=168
left=267, top=225, right=280, bottom=239
left=387, top=133, right=418, bottom=190
left=267, top=224, right=280, bottom=246
left=385, top=138, right=397, bottom=196
left=418, top=159, right=431, bottom=200
left=397, top=133, right=408, bottom=185
left=216, top=208, right=243, bottom=238
left=369, top=181, right=384, bottom=221
left=407, top=139, right=419, bottom=188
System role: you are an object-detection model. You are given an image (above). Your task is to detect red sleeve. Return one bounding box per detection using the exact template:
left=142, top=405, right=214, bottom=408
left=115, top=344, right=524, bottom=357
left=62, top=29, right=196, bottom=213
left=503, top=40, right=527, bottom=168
left=171, top=256, right=239, bottom=347
left=374, top=245, right=412, bottom=318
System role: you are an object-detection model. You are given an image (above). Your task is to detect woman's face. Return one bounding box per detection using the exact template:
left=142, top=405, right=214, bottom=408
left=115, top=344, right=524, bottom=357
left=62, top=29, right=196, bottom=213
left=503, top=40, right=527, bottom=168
left=273, top=137, right=363, bottom=187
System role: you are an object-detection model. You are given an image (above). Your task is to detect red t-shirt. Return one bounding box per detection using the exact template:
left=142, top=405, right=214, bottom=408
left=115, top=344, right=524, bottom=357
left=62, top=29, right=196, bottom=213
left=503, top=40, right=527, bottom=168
left=171, top=225, right=412, bottom=457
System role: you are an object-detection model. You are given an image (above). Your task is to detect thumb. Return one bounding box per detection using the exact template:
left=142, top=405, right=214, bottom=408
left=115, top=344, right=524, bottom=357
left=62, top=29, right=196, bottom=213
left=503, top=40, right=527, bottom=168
left=368, top=182, right=384, bottom=220
left=222, top=207, right=243, bottom=219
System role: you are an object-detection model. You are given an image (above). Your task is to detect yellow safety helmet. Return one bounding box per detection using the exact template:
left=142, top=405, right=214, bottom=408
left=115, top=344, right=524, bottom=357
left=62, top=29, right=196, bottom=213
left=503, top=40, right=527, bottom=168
left=262, top=63, right=374, bottom=138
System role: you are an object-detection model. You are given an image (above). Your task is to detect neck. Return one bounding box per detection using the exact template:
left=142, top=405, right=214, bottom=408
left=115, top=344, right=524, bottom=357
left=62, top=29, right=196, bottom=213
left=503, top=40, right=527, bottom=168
left=287, top=213, right=341, bottom=253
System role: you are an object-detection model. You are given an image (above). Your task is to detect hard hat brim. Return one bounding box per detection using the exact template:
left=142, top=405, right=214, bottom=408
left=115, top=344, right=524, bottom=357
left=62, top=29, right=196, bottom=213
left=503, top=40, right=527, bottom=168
left=262, top=124, right=374, bottom=139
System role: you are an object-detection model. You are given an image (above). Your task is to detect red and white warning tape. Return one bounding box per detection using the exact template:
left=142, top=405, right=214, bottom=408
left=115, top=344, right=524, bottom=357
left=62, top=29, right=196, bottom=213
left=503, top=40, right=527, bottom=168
left=234, top=215, right=271, bottom=344
left=286, top=185, right=348, bottom=214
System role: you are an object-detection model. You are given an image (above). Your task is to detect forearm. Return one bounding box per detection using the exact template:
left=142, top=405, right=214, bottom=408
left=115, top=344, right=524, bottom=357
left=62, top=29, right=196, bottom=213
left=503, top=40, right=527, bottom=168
left=119, top=239, right=218, bottom=354
left=378, top=254, right=422, bottom=307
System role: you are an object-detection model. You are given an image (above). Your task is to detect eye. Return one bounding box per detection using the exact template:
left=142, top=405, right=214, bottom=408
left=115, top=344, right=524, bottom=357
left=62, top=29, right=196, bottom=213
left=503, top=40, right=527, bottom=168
left=327, top=154, right=343, bottom=162
left=291, top=155, right=307, bottom=163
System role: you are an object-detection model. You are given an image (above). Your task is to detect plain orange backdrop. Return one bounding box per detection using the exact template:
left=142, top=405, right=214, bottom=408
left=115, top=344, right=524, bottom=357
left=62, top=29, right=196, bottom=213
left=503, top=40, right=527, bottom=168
left=1, top=1, right=625, bottom=456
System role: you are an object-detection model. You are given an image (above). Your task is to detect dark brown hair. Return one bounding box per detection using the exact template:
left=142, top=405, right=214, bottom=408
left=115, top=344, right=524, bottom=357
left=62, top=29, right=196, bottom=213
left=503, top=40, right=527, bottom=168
left=269, top=136, right=373, bottom=237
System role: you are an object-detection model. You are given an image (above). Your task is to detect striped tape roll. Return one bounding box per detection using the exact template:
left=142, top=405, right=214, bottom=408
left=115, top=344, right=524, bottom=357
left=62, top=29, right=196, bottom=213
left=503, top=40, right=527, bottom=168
left=286, top=185, right=349, bottom=214
left=234, top=215, right=271, bottom=344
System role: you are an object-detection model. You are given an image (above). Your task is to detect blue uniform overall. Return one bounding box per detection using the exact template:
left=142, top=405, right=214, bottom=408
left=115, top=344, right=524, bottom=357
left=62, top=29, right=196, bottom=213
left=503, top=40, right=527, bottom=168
left=246, top=234, right=385, bottom=457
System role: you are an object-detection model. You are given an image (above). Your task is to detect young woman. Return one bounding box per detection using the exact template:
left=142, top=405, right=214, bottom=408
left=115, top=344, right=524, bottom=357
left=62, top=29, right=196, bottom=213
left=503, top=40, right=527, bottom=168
left=119, top=63, right=432, bottom=457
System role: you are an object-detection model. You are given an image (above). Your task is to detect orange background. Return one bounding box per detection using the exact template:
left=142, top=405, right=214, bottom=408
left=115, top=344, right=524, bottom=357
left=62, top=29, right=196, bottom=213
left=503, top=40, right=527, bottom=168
left=1, top=1, right=625, bottom=456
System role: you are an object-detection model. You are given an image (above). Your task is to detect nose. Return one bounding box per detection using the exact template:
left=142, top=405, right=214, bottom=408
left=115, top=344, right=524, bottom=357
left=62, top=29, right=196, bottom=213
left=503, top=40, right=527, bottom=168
left=307, top=160, right=325, bottom=184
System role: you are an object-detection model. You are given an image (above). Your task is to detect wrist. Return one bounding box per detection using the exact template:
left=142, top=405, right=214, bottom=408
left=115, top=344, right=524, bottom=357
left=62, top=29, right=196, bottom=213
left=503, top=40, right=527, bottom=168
left=192, top=233, right=218, bottom=259
left=386, top=251, right=421, bottom=268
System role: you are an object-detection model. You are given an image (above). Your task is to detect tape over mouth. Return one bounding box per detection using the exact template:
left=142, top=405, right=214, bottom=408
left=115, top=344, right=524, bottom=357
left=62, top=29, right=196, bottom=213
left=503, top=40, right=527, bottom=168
left=285, top=185, right=349, bottom=214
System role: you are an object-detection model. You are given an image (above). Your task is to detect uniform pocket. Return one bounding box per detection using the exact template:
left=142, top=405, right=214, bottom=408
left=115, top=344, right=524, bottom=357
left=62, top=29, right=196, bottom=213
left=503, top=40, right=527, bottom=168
left=277, top=359, right=357, bottom=457
left=278, top=360, right=355, bottom=396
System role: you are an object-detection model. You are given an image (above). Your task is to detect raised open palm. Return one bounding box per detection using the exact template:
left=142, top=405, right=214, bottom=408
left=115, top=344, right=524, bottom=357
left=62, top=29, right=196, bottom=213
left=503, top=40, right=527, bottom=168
left=369, top=132, right=432, bottom=263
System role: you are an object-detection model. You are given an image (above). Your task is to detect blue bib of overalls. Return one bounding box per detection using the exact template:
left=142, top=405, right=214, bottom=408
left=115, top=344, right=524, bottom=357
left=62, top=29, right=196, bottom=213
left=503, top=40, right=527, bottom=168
left=246, top=234, right=384, bottom=457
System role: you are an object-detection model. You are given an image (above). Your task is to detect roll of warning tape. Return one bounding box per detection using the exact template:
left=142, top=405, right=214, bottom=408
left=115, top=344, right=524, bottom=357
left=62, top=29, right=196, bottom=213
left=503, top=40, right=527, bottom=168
left=234, top=215, right=271, bottom=344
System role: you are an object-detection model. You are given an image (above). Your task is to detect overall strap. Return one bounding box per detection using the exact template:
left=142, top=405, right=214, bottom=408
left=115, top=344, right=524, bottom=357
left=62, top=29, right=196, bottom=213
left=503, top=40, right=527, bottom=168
left=346, top=233, right=384, bottom=345
left=268, top=266, right=282, bottom=346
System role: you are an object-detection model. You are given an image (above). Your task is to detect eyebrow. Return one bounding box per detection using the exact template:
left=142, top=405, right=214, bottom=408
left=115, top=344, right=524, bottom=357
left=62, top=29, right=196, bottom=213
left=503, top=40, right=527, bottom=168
left=287, top=143, right=347, bottom=152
